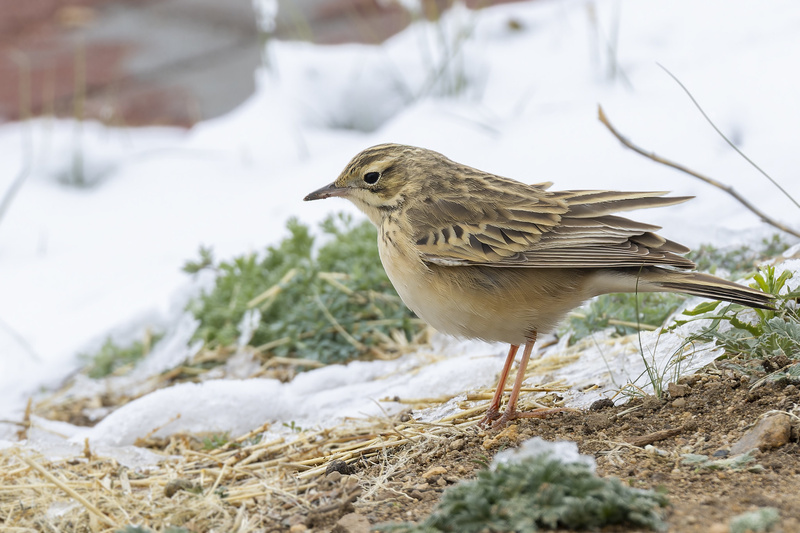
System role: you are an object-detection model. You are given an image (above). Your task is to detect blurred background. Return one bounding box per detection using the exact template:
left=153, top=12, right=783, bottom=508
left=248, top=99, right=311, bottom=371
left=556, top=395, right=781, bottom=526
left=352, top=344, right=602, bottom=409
left=0, top=0, right=517, bottom=128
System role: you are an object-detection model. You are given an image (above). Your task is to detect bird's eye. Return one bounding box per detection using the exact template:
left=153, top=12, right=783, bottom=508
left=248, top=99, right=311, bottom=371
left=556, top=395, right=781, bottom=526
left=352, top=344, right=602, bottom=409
left=363, top=171, right=380, bottom=185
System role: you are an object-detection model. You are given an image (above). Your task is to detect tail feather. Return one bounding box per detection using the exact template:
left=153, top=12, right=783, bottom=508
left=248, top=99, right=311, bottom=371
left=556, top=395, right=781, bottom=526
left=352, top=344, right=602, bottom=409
left=640, top=270, right=775, bottom=310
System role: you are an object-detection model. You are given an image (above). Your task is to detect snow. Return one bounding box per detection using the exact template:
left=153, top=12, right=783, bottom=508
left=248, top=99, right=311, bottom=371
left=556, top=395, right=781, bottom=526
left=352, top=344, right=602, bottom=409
left=492, top=436, right=597, bottom=472
left=2, top=0, right=799, bottom=458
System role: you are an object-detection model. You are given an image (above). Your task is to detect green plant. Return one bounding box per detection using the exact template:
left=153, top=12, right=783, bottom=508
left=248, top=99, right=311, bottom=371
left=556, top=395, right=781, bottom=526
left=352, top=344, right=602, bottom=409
left=283, top=420, right=303, bottom=433
left=685, top=235, right=789, bottom=278
left=681, top=450, right=763, bottom=472
left=564, top=235, right=791, bottom=346
left=668, top=266, right=799, bottom=352
left=201, top=432, right=231, bottom=450
left=385, top=454, right=668, bottom=532
left=80, top=331, right=164, bottom=378
left=730, top=508, right=780, bottom=533
left=656, top=265, right=799, bottom=387
left=184, top=214, right=423, bottom=365
left=564, top=292, right=685, bottom=344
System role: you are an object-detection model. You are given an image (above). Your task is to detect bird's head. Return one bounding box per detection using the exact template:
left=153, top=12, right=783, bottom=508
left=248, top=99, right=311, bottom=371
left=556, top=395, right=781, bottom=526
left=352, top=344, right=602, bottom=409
left=304, top=143, right=443, bottom=226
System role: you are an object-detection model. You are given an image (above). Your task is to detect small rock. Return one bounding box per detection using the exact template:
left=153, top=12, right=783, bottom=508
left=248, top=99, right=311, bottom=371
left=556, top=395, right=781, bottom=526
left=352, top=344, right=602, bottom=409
left=671, top=398, right=687, bottom=408
left=668, top=382, right=690, bottom=398
left=289, top=525, right=308, bottom=533
left=449, top=438, right=465, bottom=451
left=326, top=459, right=355, bottom=476
left=589, top=398, right=615, bottom=411
left=678, top=374, right=701, bottom=387
left=410, top=490, right=425, bottom=500
left=712, top=449, right=730, bottom=458
left=331, top=513, right=370, bottom=533
left=422, top=466, right=447, bottom=480
left=730, top=413, right=791, bottom=455
left=325, top=471, right=342, bottom=483
left=642, top=396, right=663, bottom=411
left=413, top=483, right=430, bottom=491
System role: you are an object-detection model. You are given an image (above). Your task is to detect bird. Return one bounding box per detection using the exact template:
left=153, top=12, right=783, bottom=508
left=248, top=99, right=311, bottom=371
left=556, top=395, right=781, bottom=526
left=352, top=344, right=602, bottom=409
left=304, top=143, right=774, bottom=429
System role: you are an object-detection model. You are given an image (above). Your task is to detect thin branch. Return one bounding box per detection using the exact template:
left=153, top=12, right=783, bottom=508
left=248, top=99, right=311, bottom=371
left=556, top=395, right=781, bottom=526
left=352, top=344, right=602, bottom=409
left=658, top=63, right=800, bottom=211
left=597, top=105, right=800, bottom=240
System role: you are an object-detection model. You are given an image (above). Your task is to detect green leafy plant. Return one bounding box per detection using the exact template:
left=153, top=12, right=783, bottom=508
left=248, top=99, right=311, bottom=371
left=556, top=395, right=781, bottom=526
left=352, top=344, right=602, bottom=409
left=201, top=432, right=231, bottom=450
left=564, top=235, right=791, bottom=346
left=657, top=265, right=800, bottom=387
left=730, top=508, right=780, bottom=533
left=184, top=214, right=423, bottom=365
left=564, top=292, right=685, bottom=344
left=685, top=234, right=789, bottom=279
left=385, top=454, right=668, bottom=532
left=80, top=332, right=164, bottom=378
left=681, top=450, right=763, bottom=472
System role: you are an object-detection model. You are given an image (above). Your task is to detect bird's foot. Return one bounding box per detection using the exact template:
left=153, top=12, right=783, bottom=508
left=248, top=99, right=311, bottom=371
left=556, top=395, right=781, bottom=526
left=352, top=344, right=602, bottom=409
left=490, top=407, right=574, bottom=430
left=477, top=406, right=502, bottom=428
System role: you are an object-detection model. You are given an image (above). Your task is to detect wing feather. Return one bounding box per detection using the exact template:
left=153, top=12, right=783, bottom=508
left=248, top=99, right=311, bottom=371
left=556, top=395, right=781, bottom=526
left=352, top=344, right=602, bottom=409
left=405, top=175, right=694, bottom=270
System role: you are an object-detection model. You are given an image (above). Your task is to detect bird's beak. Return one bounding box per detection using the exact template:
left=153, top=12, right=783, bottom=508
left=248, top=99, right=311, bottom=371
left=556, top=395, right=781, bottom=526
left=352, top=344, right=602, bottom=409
left=303, top=181, right=349, bottom=201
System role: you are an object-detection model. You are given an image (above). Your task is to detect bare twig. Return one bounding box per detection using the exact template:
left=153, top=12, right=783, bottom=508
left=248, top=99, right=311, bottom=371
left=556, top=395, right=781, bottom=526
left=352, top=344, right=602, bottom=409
left=598, top=105, right=800, bottom=240
left=658, top=64, right=800, bottom=211
left=626, top=426, right=684, bottom=447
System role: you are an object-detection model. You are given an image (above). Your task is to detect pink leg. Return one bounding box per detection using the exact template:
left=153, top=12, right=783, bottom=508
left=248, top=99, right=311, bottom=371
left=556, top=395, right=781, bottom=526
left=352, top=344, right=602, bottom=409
left=491, top=332, right=571, bottom=429
left=477, top=344, right=519, bottom=427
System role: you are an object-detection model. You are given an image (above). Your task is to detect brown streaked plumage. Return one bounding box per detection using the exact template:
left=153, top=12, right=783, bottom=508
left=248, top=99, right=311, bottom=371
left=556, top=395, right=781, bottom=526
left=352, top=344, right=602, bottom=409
left=304, top=143, right=774, bottom=428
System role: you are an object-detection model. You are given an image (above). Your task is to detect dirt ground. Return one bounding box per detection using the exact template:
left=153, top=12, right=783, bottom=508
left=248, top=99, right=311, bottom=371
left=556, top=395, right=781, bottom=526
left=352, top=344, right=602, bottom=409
left=324, top=363, right=800, bottom=533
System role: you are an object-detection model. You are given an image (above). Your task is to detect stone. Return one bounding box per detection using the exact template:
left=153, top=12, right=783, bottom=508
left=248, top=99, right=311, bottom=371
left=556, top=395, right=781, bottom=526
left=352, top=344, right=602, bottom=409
left=331, top=513, right=370, bottom=533
left=422, top=466, right=447, bottom=480
left=668, top=382, right=690, bottom=398
left=730, top=413, right=791, bottom=455
left=671, top=398, right=687, bottom=408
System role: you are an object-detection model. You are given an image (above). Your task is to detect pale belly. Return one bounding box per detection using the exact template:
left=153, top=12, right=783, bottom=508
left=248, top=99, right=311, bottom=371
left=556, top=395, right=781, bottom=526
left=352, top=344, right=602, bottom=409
left=379, top=237, right=592, bottom=345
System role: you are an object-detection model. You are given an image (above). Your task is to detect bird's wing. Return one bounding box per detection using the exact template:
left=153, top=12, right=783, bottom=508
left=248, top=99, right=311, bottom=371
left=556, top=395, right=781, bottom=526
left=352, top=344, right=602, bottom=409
left=405, top=182, right=696, bottom=270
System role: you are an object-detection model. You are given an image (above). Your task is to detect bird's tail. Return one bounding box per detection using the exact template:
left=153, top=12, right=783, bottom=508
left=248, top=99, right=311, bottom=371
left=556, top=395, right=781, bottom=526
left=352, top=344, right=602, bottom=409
left=638, top=269, right=775, bottom=310
left=594, top=267, right=775, bottom=310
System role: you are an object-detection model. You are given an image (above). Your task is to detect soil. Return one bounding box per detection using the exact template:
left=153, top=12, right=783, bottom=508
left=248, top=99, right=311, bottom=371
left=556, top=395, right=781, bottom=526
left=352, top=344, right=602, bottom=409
left=312, top=364, right=800, bottom=533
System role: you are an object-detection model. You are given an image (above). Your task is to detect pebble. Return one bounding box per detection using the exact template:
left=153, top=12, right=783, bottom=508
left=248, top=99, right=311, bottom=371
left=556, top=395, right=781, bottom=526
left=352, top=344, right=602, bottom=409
left=589, top=398, right=615, bottom=411
left=708, top=523, right=728, bottom=533
left=668, top=382, right=690, bottom=398
left=730, top=412, right=791, bottom=454
left=331, top=513, right=370, bottom=533
left=671, top=398, right=687, bottom=408
left=422, top=466, right=448, bottom=480
left=326, top=459, right=355, bottom=476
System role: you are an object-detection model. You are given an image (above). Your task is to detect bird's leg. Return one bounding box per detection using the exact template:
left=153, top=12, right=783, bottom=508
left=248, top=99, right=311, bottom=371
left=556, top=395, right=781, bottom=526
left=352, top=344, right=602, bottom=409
left=492, top=331, right=573, bottom=429
left=477, top=344, right=519, bottom=427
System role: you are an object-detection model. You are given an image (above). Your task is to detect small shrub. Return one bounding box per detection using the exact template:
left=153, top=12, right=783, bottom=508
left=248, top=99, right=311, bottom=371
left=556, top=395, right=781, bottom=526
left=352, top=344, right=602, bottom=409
left=184, top=214, right=423, bottom=365
left=385, top=453, right=668, bottom=532
left=80, top=332, right=163, bottom=378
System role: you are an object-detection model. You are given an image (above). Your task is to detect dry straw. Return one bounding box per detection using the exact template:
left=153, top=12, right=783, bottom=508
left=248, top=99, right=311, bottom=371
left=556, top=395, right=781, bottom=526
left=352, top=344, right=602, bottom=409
left=0, top=351, right=574, bottom=531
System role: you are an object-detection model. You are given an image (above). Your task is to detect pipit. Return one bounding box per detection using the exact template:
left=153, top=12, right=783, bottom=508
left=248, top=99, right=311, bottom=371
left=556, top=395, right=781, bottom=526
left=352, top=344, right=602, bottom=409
left=304, top=144, right=773, bottom=428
